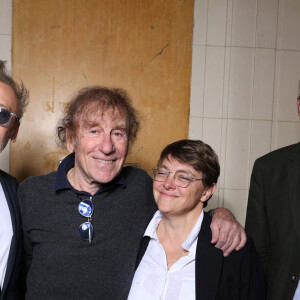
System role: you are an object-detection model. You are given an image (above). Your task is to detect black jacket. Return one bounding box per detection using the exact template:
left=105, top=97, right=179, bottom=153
left=136, top=212, right=266, bottom=299
left=246, top=142, right=300, bottom=299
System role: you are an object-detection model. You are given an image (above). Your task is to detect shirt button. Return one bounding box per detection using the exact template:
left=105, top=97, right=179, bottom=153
left=291, top=275, right=299, bottom=282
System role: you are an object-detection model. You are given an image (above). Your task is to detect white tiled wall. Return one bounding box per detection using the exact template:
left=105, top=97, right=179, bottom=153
left=0, top=0, right=12, bottom=173
left=190, top=0, right=300, bottom=225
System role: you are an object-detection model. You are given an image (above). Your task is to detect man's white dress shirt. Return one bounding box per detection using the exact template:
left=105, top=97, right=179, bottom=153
left=0, top=182, right=13, bottom=290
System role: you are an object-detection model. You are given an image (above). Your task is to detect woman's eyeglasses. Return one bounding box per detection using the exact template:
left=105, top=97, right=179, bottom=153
left=78, top=198, right=94, bottom=243
left=0, top=107, right=18, bottom=125
left=153, top=166, right=202, bottom=188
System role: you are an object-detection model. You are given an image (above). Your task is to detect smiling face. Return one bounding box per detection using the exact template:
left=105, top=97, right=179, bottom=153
left=153, top=156, right=216, bottom=219
left=0, top=82, right=19, bottom=152
left=66, top=107, right=128, bottom=194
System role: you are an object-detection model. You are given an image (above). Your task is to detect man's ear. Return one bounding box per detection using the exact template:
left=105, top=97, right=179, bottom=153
left=10, top=123, right=20, bottom=143
left=297, top=99, right=300, bottom=116
left=200, top=183, right=217, bottom=203
left=66, top=129, right=75, bottom=153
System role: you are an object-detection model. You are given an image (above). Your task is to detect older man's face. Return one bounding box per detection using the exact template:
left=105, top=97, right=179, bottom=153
left=67, top=107, right=128, bottom=192
left=297, top=99, right=300, bottom=117
left=0, top=82, right=19, bottom=153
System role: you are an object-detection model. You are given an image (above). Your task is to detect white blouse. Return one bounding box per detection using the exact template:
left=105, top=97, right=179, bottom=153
left=128, top=210, right=204, bottom=300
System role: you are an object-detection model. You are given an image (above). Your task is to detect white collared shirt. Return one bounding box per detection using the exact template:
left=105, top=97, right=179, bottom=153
left=0, top=182, right=13, bottom=289
left=128, top=210, right=204, bottom=300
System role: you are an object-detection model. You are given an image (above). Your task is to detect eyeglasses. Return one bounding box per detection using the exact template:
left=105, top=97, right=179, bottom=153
left=153, top=166, right=203, bottom=188
left=0, top=107, right=18, bottom=126
left=78, top=198, right=94, bottom=243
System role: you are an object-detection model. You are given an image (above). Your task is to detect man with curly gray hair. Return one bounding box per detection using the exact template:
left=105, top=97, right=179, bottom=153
left=19, top=85, right=245, bottom=299
left=0, top=60, right=29, bottom=299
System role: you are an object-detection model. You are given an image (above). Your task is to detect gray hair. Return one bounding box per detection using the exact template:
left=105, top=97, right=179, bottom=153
left=57, top=86, right=140, bottom=150
left=0, top=60, right=29, bottom=120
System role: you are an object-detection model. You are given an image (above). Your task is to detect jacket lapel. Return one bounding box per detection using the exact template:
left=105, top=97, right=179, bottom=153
left=288, top=143, right=300, bottom=243
left=135, top=236, right=150, bottom=270
left=195, top=212, right=223, bottom=300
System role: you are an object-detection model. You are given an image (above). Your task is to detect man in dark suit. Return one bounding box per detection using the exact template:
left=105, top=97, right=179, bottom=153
left=245, top=89, right=300, bottom=300
left=0, top=60, right=29, bottom=300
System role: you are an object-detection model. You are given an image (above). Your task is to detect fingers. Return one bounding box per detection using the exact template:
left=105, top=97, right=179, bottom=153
left=222, top=229, right=241, bottom=256
left=222, top=225, right=247, bottom=256
left=235, top=229, right=247, bottom=250
left=210, top=208, right=232, bottom=246
left=213, top=222, right=232, bottom=249
left=210, top=221, right=221, bottom=245
left=210, top=207, right=247, bottom=256
left=215, top=221, right=239, bottom=251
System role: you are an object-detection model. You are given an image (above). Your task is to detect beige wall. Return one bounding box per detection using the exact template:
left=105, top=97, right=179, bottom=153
left=1, top=0, right=300, bottom=225
left=190, top=0, right=300, bottom=225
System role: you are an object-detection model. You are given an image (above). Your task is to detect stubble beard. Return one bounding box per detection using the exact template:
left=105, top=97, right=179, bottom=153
left=0, top=136, right=10, bottom=153
left=0, top=127, right=13, bottom=153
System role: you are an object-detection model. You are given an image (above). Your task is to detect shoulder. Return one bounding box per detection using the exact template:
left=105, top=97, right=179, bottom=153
left=122, top=166, right=153, bottom=185
left=202, top=213, right=258, bottom=260
left=121, top=166, right=156, bottom=211
left=218, top=237, right=266, bottom=298
left=19, top=171, right=57, bottom=193
left=0, top=169, right=18, bottom=187
left=255, top=142, right=299, bottom=166
left=226, top=237, right=257, bottom=261
left=221, top=237, right=265, bottom=282
left=18, top=172, right=57, bottom=214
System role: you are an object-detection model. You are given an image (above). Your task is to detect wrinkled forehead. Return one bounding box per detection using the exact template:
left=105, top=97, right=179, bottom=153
left=76, top=102, right=128, bottom=129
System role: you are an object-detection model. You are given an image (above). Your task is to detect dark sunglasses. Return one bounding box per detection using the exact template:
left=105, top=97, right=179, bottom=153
left=78, top=198, right=94, bottom=243
left=0, top=107, right=18, bottom=125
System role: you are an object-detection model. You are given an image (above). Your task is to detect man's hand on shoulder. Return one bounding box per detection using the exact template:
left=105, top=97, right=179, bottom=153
left=210, top=208, right=247, bottom=257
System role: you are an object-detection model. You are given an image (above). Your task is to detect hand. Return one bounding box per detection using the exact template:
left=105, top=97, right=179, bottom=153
left=210, top=208, right=247, bottom=257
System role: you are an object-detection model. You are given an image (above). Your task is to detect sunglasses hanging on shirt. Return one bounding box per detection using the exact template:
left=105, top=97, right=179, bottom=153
left=78, top=197, right=94, bottom=243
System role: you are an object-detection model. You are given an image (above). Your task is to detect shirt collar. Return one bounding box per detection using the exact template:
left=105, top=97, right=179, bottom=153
left=144, top=210, right=162, bottom=239
left=54, top=152, right=126, bottom=196
left=182, top=211, right=204, bottom=251
left=144, top=210, right=204, bottom=252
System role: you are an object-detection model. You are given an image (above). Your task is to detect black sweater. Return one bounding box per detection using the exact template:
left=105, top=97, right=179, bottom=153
left=18, top=166, right=156, bottom=300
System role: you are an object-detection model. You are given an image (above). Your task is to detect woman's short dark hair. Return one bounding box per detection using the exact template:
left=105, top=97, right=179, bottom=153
left=57, top=86, right=140, bottom=149
left=157, top=139, right=220, bottom=188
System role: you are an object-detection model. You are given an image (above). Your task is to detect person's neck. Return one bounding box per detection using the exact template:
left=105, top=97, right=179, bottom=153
left=157, top=209, right=202, bottom=244
left=67, top=167, right=101, bottom=195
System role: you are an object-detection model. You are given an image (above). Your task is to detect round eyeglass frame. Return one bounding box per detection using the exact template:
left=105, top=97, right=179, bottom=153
left=152, top=166, right=203, bottom=188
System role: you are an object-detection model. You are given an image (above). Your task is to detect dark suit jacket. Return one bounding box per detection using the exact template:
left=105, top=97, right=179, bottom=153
left=245, top=142, right=300, bottom=300
left=136, top=212, right=266, bottom=300
left=0, top=170, right=22, bottom=300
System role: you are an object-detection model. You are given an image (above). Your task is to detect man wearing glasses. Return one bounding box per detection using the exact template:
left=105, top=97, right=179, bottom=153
left=245, top=83, right=300, bottom=300
left=0, top=60, right=29, bottom=300
left=19, top=86, right=246, bottom=299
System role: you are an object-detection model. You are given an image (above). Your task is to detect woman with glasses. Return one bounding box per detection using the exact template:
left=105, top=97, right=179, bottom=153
left=128, top=139, right=266, bottom=300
